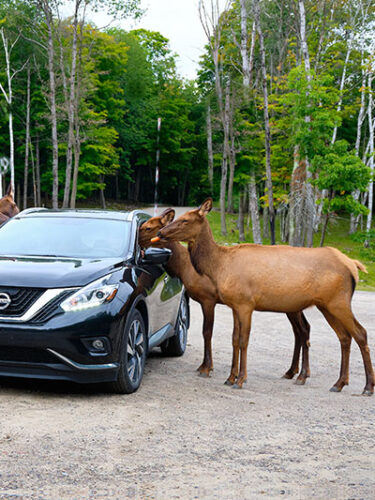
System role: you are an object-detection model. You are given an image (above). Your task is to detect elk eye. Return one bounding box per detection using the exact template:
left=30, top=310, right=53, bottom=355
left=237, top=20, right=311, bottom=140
left=183, top=220, right=188, bottom=224
left=145, top=227, right=151, bottom=231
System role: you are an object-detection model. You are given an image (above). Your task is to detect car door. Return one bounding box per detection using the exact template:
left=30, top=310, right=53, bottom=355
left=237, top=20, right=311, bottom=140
left=134, top=216, right=182, bottom=335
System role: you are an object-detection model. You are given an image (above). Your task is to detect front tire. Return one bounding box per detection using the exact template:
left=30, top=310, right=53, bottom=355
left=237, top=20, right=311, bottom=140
left=108, top=310, right=147, bottom=394
left=160, top=294, right=189, bottom=357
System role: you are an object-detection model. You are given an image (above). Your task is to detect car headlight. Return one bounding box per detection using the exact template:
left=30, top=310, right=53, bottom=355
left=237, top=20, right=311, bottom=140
left=61, top=274, right=118, bottom=312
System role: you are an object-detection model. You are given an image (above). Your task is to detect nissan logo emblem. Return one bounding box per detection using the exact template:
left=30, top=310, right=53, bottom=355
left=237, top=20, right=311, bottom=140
left=0, top=293, right=11, bottom=310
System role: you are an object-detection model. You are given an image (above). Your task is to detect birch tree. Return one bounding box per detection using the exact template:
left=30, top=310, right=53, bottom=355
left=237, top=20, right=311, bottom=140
left=240, top=0, right=262, bottom=244
left=199, top=0, right=232, bottom=235
left=0, top=25, right=28, bottom=196
left=366, top=71, right=374, bottom=234
left=255, top=0, right=275, bottom=244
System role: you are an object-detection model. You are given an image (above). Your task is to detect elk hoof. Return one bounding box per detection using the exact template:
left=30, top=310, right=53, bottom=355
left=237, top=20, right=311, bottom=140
left=295, top=378, right=306, bottom=386
left=362, top=389, right=373, bottom=396
left=224, top=378, right=235, bottom=386
left=232, top=383, right=242, bottom=389
left=329, top=386, right=342, bottom=393
left=198, top=370, right=211, bottom=378
left=282, top=372, right=295, bottom=380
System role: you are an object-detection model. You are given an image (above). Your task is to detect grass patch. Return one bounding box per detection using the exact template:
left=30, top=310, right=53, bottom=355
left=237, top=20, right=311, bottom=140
left=207, top=210, right=375, bottom=291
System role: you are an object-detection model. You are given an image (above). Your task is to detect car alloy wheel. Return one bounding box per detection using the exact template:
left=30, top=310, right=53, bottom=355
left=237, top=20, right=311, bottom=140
left=108, top=309, right=146, bottom=394
left=126, top=317, right=145, bottom=385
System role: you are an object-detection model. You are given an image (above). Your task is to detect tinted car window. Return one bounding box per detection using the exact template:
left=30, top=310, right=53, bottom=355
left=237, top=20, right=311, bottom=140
left=0, top=217, right=131, bottom=258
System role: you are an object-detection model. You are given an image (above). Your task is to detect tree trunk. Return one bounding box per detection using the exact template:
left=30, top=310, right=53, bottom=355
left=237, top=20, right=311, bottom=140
left=0, top=28, right=15, bottom=195
left=257, top=13, right=275, bottom=244
left=44, top=5, right=59, bottom=208
left=63, top=0, right=81, bottom=207
left=23, top=66, right=31, bottom=210
left=238, top=187, right=245, bottom=241
left=227, top=85, right=236, bottom=213
left=70, top=120, right=81, bottom=208
left=240, top=0, right=250, bottom=87
left=206, top=104, right=214, bottom=194
left=69, top=6, right=86, bottom=209
left=299, top=0, right=315, bottom=247
left=99, top=175, right=106, bottom=209
left=366, top=73, right=374, bottom=234
left=331, top=41, right=352, bottom=145
left=350, top=54, right=367, bottom=234
left=35, top=132, right=41, bottom=206
left=29, top=138, right=37, bottom=206
left=248, top=174, right=262, bottom=243
left=198, top=0, right=229, bottom=235
left=240, top=0, right=261, bottom=244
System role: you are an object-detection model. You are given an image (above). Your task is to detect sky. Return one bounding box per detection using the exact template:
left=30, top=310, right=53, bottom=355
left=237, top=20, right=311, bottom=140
left=88, top=0, right=209, bottom=80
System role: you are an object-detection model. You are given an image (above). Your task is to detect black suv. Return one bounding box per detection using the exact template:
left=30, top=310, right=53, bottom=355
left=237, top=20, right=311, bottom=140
left=0, top=209, right=189, bottom=393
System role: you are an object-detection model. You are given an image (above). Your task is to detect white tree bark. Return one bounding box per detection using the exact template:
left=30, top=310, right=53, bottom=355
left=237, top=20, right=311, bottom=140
left=39, top=0, right=59, bottom=208
left=240, top=0, right=262, bottom=244
left=0, top=28, right=19, bottom=196
left=206, top=104, right=214, bottom=193
left=350, top=55, right=368, bottom=233
left=257, top=4, right=275, bottom=244
left=299, top=0, right=315, bottom=247
left=199, top=0, right=231, bottom=235
left=23, top=65, right=31, bottom=209
left=366, top=73, right=374, bottom=233
left=63, top=0, right=82, bottom=207
left=331, top=41, right=353, bottom=145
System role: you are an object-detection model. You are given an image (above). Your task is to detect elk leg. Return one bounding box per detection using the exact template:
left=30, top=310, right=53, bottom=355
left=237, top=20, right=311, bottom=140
left=295, top=312, right=311, bottom=385
left=233, top=308, right=253, bottom=389
left=197, top=301, right=215, bottom=376
left=283, top=312, right=302, bottom=379
left=351, top=318, right=374, bottom=396
left=224, top=310, right=240, bottom=386
left=318, top=306, right=352, bottom=392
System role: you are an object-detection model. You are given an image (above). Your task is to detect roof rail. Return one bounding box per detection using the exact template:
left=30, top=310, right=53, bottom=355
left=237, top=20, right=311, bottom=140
left=18, top=207, right=48, bottom=216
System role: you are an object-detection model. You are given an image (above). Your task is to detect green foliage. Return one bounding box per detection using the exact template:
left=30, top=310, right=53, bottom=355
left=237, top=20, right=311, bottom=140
left=351, top=230, right=375, bottom=262
left=273, top=66, right=341, bottom=159
left=311, top=140, right=370, bottom=216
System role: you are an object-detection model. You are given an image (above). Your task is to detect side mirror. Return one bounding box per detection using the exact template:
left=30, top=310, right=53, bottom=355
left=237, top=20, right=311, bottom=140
left=141, top=247, right=171, bottom=266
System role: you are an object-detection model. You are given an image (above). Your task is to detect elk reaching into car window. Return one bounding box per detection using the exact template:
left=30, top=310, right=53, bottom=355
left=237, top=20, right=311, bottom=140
left=141, top=208, right=314, bottom=385
left=157, top=199, right=374, bottom=396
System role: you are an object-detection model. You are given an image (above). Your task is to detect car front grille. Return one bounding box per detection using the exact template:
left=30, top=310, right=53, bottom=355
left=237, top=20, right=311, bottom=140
left=31, top=290, right=74, bottom=324
left=0, top=287, right=44, bottom=317
left=0, top=346, right=57, bottom=364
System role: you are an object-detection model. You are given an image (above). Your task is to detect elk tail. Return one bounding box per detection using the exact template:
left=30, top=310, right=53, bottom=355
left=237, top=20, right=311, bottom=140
left=353, top=259, right=368, bottom=274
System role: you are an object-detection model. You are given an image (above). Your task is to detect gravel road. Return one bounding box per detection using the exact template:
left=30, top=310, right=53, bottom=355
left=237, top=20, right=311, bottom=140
left=0, top=292, right=374, bottom=499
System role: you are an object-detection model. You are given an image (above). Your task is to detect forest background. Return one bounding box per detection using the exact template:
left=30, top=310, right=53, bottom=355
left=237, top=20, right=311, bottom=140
left=0, top=0, right=374, bottom=262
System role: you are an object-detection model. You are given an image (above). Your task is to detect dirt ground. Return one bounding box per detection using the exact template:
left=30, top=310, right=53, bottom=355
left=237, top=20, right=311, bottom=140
left=0, top=291, right=374, bottom=499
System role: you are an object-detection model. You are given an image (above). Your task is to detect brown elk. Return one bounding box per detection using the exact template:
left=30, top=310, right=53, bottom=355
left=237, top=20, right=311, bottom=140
left=140, top=209, right=312, bottom=384
left=0, top=185, right=19, bottom=224
left=157, top=198, right=374, bottom=396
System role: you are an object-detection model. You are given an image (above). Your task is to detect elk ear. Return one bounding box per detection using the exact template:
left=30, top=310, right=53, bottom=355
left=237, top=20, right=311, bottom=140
left=6, top=184, right=14, bottom=199
left=198, top=198, right=213, bottom=217
left=160, top=208, right=175, bottom=226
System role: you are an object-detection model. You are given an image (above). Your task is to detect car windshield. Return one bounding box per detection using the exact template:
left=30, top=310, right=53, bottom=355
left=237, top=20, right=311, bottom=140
left=0, top=216, right=131, bottom=259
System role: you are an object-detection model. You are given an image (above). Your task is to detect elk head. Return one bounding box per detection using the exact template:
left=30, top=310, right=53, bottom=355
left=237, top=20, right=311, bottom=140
left=0, top=184, right=19, bottom=219
left=157, top=198, right=213, bottom=244
left=138, top=208, right=175, bottom=248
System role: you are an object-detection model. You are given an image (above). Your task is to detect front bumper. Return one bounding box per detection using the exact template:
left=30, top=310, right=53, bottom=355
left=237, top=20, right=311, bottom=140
left=0, top=300, right=124, bottom=384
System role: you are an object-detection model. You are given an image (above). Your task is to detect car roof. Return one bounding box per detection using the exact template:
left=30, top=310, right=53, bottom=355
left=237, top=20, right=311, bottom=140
left=16, top=208, right=150, bottom=222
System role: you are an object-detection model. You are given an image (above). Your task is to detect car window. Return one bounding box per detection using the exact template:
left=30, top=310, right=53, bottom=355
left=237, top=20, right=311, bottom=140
left=0, top=217, right=131, bottom=259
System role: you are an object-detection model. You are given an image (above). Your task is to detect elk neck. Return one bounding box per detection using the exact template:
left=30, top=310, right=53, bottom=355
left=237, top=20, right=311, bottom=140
left=161, top=240, right=191, bottom=281
left=188, top=218, right=221, bottom=278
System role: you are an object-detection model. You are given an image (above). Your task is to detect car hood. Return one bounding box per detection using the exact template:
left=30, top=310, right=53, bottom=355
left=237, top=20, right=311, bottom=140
left=0, top=256, right=125, bottom=288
